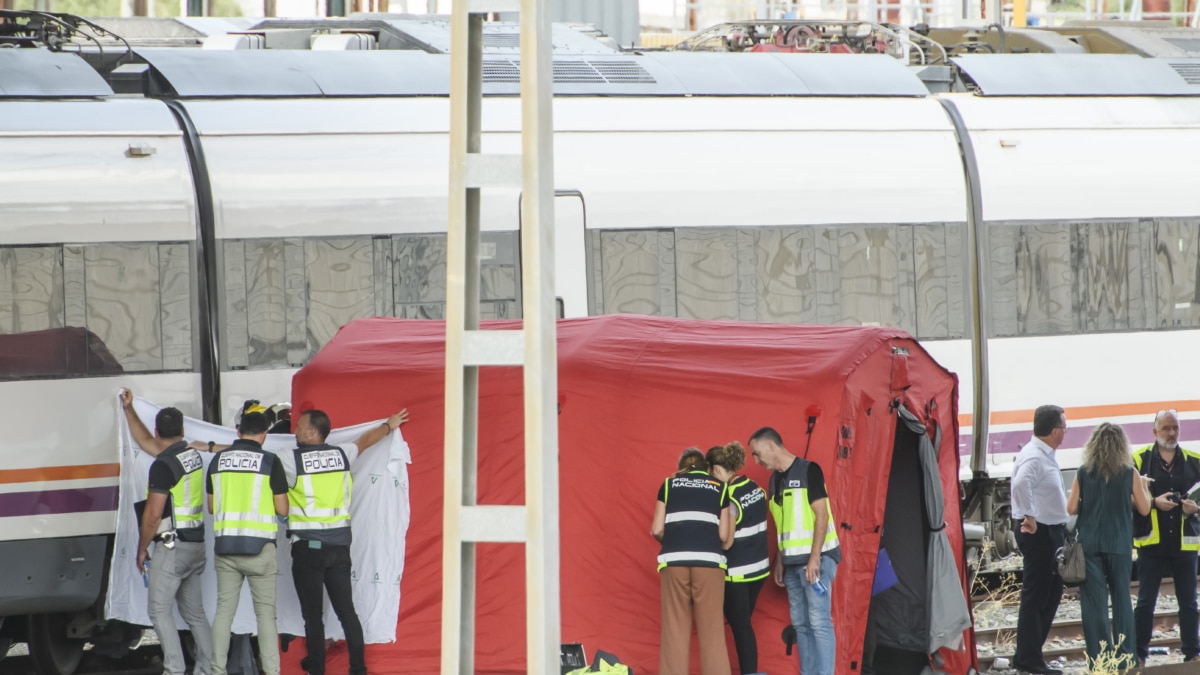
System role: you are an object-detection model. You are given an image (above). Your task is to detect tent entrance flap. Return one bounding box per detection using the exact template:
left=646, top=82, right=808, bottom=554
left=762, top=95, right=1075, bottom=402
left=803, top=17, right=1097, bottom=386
left=863, top=404, right=973, bottom=673
left=864, top=420, right=931, bottom=674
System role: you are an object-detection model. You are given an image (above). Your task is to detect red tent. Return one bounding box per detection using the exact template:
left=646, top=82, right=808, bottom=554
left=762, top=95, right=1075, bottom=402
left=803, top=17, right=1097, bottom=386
left=288, top=315, right=977, bottom=674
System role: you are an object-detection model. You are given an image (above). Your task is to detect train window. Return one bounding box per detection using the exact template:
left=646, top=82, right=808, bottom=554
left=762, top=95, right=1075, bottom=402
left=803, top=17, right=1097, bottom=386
left=675, top=228, right=739, bottom=320
left=988, top=222, right=1074, bottom=336
left=392, top=232, right=522, bottom=321
left=742, top=227, right=818, bottom=324
left=593, top=225, right=961, bottom=340
left=394, top=234, right=447, bottom=320
left=988, top=219, right=1199, bottom=337
left=0, top=242, right=194, bottom=379
left=1076, top=220, right=1147, bottom=332
left=222, top=232, right=523, bottom=369
left=835, top=226, right=917, bottom=335
left=222, top=237, right=387, bottom=369
left=597, top=230, right=677, bottom=317
left=1154, top=218, right=1200, bottom=328
left=913, top=224, right=967, bottom=340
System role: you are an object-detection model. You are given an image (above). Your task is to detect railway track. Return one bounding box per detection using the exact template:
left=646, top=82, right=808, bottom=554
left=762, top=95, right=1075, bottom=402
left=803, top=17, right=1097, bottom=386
left=977, top=636, right=1183, bottom=671
left=972, top=575, right=1182, bottom=605
left=976, top=610, right=1184, bottom=670
left=0, top=654, right=160, bottom=675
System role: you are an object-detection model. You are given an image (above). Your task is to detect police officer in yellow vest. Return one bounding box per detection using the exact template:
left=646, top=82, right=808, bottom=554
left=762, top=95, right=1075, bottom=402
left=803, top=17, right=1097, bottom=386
left=280, top=407, right=409, bottom=675
left=120, top=389, right=214, bottom=675
left=1133, top=409, right=1200, bottom=664
left=748, top=426, right=840, bottom=675
left=206, top=411, right=290, bottom=675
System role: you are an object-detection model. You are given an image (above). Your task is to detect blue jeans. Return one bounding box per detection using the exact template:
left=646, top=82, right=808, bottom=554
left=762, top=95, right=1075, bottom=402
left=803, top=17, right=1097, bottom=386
left=783, top=556, right=837, bottom=675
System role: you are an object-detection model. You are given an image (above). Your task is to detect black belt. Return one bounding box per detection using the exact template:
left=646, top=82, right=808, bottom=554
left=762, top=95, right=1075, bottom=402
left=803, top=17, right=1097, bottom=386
left=1013, top=519, right=1067, bottom=530
left=294, top=539, right=349, bottom=549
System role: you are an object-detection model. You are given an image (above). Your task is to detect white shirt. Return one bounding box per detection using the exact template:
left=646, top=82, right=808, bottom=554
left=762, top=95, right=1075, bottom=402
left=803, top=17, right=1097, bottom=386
left=1010, top=437, right=1070, bottom=525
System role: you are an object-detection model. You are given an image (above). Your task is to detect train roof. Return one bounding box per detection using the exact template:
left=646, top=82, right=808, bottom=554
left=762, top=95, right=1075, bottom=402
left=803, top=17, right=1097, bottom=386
left=953, top=54, right=1200, bottom=95
left=0, top=49, right=113, bottom=98
left=5, top=13, right=1200, bottom=100
left=116, top=48, right=929, bottom=97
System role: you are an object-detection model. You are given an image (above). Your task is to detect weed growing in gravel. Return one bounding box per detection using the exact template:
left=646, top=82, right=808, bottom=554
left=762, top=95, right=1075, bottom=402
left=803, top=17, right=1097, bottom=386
left=971, top=540, right=1022, bottom=608
left=1085, top=637, right=1135, bottom=674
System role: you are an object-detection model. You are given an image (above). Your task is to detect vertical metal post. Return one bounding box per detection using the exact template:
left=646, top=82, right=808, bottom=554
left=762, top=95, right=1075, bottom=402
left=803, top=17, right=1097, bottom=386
left=520, top=0, right=560, bottom=671
left=444, top=9, right=482, bottom=674
left=443, top=1, right=558, bottom=674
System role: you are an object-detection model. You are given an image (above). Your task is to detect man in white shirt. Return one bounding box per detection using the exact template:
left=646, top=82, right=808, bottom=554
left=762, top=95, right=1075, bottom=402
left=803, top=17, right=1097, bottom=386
left=1009, top=405, right=1070, bottom=675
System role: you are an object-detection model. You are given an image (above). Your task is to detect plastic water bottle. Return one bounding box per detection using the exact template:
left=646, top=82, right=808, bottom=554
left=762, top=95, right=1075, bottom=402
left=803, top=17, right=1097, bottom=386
left=142, top=571, right=149, bottom=588
left=811, top=579, right=827, bottom=596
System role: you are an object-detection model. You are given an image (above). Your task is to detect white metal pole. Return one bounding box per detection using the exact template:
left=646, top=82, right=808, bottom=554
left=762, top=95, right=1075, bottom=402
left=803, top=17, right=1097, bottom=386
left=520, top=0, right=560, bottom=671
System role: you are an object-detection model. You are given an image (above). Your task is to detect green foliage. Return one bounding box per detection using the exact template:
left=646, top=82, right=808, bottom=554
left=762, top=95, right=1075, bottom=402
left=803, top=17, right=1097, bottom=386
left=1086, top=637, right=1136, bottom=674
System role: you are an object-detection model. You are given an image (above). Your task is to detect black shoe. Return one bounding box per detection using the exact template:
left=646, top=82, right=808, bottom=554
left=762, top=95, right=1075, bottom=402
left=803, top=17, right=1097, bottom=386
left=1185, top=654, right=1198, bottom=662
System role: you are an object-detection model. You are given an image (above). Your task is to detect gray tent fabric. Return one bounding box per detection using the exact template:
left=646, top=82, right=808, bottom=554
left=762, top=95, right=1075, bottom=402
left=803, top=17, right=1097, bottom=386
left=898, top=404, right=973, bottom=654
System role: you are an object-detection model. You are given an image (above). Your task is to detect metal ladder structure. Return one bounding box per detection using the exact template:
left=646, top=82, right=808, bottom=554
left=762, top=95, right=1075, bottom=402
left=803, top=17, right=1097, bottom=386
left=441, top=1, right=559, bottom=673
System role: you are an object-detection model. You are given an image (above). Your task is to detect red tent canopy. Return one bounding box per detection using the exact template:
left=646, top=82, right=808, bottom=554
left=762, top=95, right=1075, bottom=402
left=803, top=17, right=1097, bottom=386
left=289, top=315, right=977, bottom=674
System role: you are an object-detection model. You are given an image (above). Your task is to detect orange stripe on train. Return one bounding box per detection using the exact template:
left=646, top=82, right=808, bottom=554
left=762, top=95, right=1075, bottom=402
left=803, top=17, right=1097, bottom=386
left=959, top=400, right=1200, bottom=428
left=0, top=463, right=121, bottom=485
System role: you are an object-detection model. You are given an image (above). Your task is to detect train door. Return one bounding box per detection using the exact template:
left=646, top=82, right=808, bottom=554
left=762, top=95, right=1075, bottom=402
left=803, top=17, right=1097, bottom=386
left=519, top=190, right=590, bottom=318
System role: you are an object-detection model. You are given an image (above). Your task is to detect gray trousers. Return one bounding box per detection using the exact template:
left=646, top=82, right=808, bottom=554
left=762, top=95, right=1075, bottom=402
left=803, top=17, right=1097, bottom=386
left=148, top=540, right=214, bottom=675
left=212, top=543, right=279, bottom=675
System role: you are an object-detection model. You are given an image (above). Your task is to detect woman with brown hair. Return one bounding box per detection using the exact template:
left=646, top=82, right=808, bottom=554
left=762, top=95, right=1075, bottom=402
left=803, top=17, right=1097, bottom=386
left=1066, top=422, right=1152, bottom=667
left=707, top=441, right=769, bottom=675
left=651, top=448, right=735, bottom=675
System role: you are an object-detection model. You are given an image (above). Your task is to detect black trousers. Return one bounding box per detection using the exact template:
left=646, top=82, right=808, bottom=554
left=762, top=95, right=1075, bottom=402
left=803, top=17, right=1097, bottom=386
left=1135, top=550, right=1200, bottom=661
left=723, top=577, right=765, bottom=674
left=1013, top=522, right=1065, bottom=671
left=291, top=542, right=366, bottom=675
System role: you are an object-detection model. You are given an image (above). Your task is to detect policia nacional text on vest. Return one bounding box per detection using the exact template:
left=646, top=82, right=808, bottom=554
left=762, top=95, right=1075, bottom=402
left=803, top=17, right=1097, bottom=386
left=725, top=476, right=770, bottom=582
left=147, top=441, right=206, bottom=543
left=769, top=457, right=839, bottom=566
left=657, top=470, right=729, bottom=570
left=210, top=440, right=279, bottom=556
left=289, top=443, right=352, bottom=547
left=1134, top=444, right=1200, bottom=551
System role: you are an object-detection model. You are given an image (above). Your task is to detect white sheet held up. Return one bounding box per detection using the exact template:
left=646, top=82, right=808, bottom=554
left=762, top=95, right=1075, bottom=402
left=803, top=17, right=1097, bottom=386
left=106, top=396, right=411, bottom=643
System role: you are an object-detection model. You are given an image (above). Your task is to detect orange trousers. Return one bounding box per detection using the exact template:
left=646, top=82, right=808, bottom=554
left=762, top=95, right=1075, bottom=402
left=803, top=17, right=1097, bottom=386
left=659, top=566, right=731, bottom=675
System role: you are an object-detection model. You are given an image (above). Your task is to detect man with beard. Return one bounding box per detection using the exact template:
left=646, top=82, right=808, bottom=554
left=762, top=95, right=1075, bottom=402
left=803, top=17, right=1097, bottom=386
left=1134, top=409, right=1200, bottom=664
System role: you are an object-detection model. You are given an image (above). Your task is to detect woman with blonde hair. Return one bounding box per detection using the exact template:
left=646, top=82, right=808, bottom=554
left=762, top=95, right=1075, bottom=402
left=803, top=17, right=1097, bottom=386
left=1067, top=422, right=1152, bottom=666
left=707, top=441, right=769, bottom=675
left=651, top=448, right=735, bottom=675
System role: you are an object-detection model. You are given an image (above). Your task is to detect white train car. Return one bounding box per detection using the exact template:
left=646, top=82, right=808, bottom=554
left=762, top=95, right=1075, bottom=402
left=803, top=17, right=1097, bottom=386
left=2, top=38, right=1200, bottom=673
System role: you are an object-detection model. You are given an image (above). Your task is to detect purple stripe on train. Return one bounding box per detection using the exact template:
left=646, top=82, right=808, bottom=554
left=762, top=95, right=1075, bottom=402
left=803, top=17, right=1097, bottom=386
left=960, top=419, right=1200, bottom=457
left=0, top=486, right=119, bottom=518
